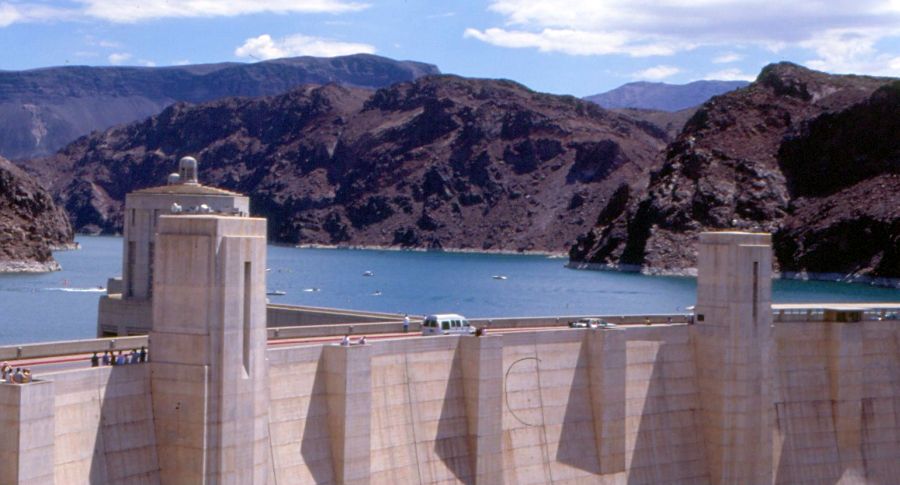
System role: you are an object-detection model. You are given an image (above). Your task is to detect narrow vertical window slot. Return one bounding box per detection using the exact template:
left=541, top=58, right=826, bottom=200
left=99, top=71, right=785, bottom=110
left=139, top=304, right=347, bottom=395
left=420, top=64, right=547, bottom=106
left=242, top=262, right=251, bottom=377
left=752, top=261, right=759, bottom=321
left=148, top=242, right=155, bottom=296
left=126, top=241, right=135, bottom=297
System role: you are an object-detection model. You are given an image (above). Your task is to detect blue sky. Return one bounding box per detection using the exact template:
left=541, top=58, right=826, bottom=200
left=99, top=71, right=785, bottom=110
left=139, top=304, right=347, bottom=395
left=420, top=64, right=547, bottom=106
left=1, top=0, right=899, bottom=96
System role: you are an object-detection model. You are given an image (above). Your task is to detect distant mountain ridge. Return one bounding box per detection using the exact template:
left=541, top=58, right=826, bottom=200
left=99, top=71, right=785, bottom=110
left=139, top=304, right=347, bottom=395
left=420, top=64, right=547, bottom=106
left=24, top=76, right=670, bottom=253
left=585, top=80, right=750, bottom=111
left=0, top=54, right=439, bottom=160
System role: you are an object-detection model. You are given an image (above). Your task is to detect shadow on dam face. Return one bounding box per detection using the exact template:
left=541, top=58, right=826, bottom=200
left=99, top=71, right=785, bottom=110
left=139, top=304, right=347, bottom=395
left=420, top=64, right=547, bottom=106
left=434, top=345, right=474, bottom=485
left=300, top=356, right=334, bottom=484
left=626, top=337, right=707, bottom=485
left=555, top=338, right=602, bottom=474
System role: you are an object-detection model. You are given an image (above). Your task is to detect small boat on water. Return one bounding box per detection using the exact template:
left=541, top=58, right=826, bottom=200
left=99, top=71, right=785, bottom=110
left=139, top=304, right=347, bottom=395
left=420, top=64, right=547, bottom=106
left=362, top=271, right=375, bottom=277
left=492, top=275, right=508, bottom=280
left=267, top=290, right=286, bottom=296
left=371, top=290, right=382, bottom=296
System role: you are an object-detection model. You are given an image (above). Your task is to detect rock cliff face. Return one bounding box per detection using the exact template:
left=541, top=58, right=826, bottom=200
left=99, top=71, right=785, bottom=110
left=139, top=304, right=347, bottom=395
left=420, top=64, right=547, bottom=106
left=0, top=54, right=439, bottom=160
left=25, top=76, right=669, bottom=253
left=775, top=82, right=900, bottom=279
left=0, top=157, right=73, bottom=271
left=570, top=63, right=898, bottom=279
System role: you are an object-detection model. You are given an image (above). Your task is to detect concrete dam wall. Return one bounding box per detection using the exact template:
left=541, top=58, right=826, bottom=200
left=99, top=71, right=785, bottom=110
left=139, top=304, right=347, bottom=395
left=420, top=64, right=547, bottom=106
left=2, top=215, right=899, bottom=484
left=16, top=317, right=900, bottom=484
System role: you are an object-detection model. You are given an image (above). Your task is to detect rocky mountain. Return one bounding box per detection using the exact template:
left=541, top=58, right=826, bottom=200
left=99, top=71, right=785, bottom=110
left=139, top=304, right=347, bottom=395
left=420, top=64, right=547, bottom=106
left=585, top=80, right=749, bottom=112
left=0, top=54, right=439, bottom=160
left=775, top=82, right=900, bottom=280
left=570, top=63, right=898, bottom=281
left=23, top=75, right=670, bottom=253
left=0, top=157, right=73, bottom=271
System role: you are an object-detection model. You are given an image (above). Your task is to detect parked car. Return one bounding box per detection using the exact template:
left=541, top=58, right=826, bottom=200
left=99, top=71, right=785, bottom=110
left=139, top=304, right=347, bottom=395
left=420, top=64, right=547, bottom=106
left=421, top=314, right=476, bottom=335
left=568, top=318, right=616, bottom=329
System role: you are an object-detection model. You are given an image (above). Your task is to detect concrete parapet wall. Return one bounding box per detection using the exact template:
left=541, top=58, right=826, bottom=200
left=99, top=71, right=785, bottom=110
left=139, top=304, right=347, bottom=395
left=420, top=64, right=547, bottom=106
left=268, top=305, right=404, bottom=327
left=0, top=335, right=148, bottom=361
left=97, top=296, right=153, bottom=336
left=471, top=313, right=691, bottom=329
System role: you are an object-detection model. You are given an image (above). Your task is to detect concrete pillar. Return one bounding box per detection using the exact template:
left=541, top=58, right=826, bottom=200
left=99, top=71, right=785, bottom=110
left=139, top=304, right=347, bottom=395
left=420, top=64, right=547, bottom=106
left=460, top=335, right=504, bottom=484
left=0, top=380, right=56, bottom=485
left=693, top=231, right=773, bottom=485
left=826, top=321, right=864, bottom=474
left=587, top=329, right=626, bottom=475
left=150, top=215, right=269, bottom=484
left=323, top=343, right=372, bottom=485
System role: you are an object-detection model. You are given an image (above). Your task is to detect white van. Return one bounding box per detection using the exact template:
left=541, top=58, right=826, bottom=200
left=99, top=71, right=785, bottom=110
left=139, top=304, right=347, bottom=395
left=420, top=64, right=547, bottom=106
left=421, top=314, right=475, bottom=336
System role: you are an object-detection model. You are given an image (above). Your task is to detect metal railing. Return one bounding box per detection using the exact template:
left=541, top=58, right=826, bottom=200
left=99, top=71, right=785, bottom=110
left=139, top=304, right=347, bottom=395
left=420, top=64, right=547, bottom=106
left=0, top=335, right=148, bottom=361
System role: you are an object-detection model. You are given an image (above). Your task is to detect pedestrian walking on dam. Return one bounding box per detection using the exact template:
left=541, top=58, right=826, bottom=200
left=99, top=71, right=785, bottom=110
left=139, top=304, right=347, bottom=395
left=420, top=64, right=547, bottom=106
left=139, top=346, right=147, bottom=363
left=403, top=314, right=410, bottom=333
left=91, top=353, right=99, bottom=367
left=102, top=352, right=110, bottom=366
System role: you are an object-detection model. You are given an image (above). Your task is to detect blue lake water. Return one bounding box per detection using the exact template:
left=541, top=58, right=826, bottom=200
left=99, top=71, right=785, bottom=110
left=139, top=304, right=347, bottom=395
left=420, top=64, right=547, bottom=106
left=0, top=236, right=897, bottom=345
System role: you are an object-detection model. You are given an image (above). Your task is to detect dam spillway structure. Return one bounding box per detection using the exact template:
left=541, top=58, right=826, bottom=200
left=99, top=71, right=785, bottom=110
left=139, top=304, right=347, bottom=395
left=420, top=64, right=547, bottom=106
left=3, top=210, right=900, bottom=483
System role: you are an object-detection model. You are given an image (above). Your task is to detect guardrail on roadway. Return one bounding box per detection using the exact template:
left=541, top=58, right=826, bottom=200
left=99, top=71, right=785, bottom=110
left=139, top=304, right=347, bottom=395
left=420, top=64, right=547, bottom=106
left=0, top=335, right=149, bottom=361
left=265, top=313, right=693, bottom=340
left=11, top=306, right=899, bottom=360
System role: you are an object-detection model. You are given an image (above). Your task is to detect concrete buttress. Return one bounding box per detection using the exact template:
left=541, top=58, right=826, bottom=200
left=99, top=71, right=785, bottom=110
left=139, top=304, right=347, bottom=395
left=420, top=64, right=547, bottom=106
left=150, top=215, right=270, bottom=484
left=693, top=232, right=774, bottom=485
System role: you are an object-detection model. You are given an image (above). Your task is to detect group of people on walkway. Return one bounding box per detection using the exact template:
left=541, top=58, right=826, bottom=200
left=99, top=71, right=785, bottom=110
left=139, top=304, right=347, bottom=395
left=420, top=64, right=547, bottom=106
left=1, top=363, right=32, bottom=383
left=91, top=346, right=148, bottom=367
left=340, top=335, right=367, bottom=346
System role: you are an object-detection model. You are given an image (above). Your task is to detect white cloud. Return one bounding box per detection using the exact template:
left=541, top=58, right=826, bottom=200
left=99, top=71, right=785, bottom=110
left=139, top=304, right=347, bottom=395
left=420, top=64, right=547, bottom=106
left=0, top=3, right=23, bottom=27
left=468, top=1, right=900, bottom=75
left=705, top=68, right=756, bottom=81
left=77, top=0, right=368, bottom=23
left=713, top=52, right=742, bottom=63
left=802, top=28, right=900, bottom=76
left=108, top=52, right=131, bottom=65
left=0, top=0, right=367, bottom=27
left=427, top=12, right=456, bottom=19
left=633, top=65, right=681, bottom=80
left=0, top=2, right=72, bottom=26
left=235, top=34, right=375, bottom=60
left=463, top=27, right=685, bottom=56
